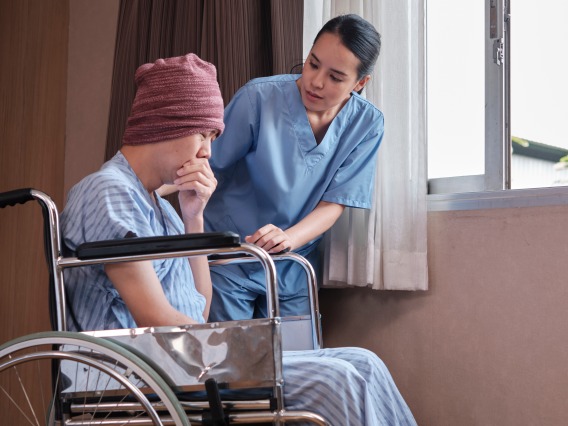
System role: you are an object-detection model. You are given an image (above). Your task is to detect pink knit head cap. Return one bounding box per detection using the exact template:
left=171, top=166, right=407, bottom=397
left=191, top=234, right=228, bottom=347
left=122, top=53, right=224, bottom=145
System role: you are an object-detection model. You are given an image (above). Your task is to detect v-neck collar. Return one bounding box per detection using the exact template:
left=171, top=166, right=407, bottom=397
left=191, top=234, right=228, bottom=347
left=115, top=151, right=169, bottom=233
left=286, top=76, right=354, bottom=165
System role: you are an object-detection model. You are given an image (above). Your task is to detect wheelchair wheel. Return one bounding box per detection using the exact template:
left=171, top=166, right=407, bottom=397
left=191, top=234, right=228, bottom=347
left=0, top=331, right=190, bottom=425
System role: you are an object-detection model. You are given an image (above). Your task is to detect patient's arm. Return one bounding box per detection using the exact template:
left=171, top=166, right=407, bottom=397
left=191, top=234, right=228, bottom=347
left=245, top=200, right=345, bottom=253
left=105, top=260, right=200, bottom=327
left=175, top=157, right=217, bottom=320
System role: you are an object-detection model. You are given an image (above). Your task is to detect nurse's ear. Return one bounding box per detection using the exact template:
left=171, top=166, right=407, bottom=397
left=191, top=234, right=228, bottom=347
left=353, top=75, right=371, bottom=93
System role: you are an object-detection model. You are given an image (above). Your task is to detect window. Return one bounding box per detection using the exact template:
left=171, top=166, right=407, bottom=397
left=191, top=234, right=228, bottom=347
left=427, top=0, right=568, bottom=195
left=510, top=0, right=568, bottom=189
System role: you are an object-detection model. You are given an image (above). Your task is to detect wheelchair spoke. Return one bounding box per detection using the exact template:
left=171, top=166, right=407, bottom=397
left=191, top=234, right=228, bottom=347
left=1, top=332, right=190, bottom=425
left=1, top=383, right=39, bottom=426
left=5, top=354, right=42, bottom=426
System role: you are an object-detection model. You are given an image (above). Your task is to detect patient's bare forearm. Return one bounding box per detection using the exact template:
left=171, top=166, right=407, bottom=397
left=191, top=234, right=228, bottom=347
left=105, top=261, right=199, bottom=327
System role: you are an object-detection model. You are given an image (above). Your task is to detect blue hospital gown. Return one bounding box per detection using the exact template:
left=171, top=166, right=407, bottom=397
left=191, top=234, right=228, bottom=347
left=60, top=152, right=416, bottom=426
left=205, top=74, right=384, bottom=320
left=61, top=152, right=207, bottom=330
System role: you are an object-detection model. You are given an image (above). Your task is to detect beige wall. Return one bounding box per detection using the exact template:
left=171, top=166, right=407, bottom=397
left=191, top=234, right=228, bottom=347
left=320, top=206, right=568, bottom=425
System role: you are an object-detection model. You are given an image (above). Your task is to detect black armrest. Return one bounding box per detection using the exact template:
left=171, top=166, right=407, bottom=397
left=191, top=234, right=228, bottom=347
left=0, top=188, right=34, bottom=208
left=76, top=232, right=240, bottom=260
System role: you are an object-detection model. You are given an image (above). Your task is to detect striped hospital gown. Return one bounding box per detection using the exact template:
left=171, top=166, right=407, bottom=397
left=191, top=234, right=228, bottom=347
left=61, top=151, right=417, bottom=425
left=61, top=152, right=207, bottom=330
left=283, top=348, right=417, bottom=425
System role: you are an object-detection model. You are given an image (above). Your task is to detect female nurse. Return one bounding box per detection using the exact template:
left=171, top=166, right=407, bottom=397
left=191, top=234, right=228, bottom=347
left=205, top=14, right=384, bottom=321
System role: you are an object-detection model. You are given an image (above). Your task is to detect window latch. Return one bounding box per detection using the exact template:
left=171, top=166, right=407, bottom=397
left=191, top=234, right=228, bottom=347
left=493, top=38, right=504, bottom=66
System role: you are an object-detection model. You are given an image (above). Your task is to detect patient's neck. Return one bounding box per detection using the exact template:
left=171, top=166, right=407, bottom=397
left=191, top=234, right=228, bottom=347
left=119, top=146, right=162, bottom=196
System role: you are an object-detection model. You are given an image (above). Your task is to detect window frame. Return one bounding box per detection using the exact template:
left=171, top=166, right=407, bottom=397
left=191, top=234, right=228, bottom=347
left=428, top=0, right=511, bottom=195
left=427, top=0, right=568, bottom=211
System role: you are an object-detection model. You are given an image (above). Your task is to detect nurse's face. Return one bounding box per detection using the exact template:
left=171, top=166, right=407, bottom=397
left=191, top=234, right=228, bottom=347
left=299, top=32, right=370, bottom=115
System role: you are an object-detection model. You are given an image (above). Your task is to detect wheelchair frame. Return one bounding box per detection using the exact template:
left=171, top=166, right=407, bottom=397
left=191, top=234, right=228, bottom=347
left=0, top=188, right=329, bottom=425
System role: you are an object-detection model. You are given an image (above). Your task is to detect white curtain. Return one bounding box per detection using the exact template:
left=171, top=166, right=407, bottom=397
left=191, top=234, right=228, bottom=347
left=304, top=0, right=428, bottom=290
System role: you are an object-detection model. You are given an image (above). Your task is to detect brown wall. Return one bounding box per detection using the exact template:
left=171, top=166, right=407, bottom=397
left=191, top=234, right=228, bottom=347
left=0, top=0, right=69, bottom=420
left=0, top=0, right=68, bottom=342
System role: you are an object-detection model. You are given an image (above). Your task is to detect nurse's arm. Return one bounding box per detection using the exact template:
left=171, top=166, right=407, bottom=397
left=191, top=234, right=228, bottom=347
left=245, top=201, right=344, bottom=253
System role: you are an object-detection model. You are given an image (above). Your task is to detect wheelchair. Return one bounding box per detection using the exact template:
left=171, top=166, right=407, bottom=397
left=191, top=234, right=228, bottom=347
left=0, top=188, right=329, bottom=425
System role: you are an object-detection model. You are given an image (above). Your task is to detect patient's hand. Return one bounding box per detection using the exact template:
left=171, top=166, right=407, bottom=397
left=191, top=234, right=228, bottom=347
left=174, top=158, right=217, bottom=224
left=245, top=224, right=293, bottom=253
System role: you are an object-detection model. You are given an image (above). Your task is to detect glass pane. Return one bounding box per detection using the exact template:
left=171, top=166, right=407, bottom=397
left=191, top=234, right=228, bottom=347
left=511, top=0, right=568, bottom=188
left=427, top=0, right=485, bottom=179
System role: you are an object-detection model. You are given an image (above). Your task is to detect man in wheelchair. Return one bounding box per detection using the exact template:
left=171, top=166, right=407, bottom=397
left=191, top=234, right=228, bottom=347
left=60, top=53, right=417, bottom=426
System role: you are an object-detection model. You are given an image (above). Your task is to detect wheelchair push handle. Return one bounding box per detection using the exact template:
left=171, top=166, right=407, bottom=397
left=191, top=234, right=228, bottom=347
left=0, top=188, right=35, bottom=208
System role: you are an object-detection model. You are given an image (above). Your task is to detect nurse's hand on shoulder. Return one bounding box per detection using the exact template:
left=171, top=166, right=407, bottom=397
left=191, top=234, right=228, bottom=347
left=174, top=158, right=217, bottom=220
left=245, top=224, right=293, bottom=254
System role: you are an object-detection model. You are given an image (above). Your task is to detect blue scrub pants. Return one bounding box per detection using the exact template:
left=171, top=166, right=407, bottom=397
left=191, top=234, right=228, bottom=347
left=208, top=259, right=313, bottom=321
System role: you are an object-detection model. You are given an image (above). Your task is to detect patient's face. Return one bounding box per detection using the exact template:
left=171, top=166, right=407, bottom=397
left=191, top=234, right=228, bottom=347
left=163, top=130, right=218, bottom=183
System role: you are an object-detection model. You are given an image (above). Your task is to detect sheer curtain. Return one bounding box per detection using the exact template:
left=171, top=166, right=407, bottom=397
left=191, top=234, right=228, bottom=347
left=305, top=0, right=428, bottom=290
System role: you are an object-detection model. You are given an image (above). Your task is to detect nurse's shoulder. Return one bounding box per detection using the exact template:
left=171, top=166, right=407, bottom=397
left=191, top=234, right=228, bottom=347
left=349, top=91, right=383, bottom=121
left=240, top=74, right=299, bottom=98
left=347, top=91, right=384, bottom=135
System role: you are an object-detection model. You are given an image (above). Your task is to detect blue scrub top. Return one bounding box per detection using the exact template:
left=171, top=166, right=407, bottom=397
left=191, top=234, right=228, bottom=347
left=204, top=74, right=384, bottom=302
left=205, top=74, right=384, bottom=250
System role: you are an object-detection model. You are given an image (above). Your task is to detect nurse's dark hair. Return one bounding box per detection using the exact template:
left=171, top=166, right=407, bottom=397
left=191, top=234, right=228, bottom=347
left=314, top=14, right=381, bottom=79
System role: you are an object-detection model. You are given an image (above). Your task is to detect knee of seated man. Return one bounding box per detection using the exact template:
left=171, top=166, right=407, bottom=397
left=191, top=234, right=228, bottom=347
left=337, top=346, right=387, bottom=366
left=318, top=355, right=371, bottom=393
left=286, top=350, right=367, bottom=385
left=318, top=347, right=391, bottom=378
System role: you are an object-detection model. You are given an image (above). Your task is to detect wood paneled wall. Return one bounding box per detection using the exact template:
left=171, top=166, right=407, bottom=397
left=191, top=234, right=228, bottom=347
left=1, top=2, right=68, bottom=420
left=0, top=0, right=69, bottom=343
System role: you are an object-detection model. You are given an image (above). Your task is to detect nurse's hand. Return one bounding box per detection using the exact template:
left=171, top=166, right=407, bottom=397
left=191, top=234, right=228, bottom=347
left=174, top=158, right=217, bottom=223
left=245, top=224, right=293, bottom=253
